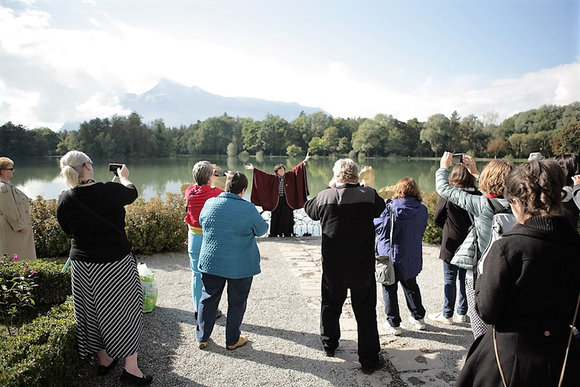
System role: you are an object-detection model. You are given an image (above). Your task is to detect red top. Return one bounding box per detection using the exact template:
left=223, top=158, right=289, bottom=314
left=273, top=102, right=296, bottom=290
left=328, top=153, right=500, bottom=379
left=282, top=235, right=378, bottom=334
left=250, top=162, right=309, bottom=211
left=183, top=185, right=224, bottom=227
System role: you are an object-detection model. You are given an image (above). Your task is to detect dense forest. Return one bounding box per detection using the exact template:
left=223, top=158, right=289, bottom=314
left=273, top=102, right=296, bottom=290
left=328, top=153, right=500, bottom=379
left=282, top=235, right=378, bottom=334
left=1, top=102, right=579, bottom=159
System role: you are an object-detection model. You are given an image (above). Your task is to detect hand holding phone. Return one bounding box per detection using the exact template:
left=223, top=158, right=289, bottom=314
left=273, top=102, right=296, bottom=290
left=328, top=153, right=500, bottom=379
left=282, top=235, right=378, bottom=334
left=451, top=153, right=464, bottom=165
left=108, top=163, right=123, bottom=176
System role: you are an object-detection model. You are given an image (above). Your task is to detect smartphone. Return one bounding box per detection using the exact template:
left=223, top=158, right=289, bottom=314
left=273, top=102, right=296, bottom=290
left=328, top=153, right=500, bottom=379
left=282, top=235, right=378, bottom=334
left=108, top=163, right=123, bottom=176
left=452, top=153, right=464, bottom=164
left=213, top=169, right=226, bottom=177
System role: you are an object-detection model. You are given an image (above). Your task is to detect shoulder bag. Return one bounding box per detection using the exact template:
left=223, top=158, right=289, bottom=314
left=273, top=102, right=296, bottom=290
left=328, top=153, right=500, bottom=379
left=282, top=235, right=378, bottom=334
left=376, top=203, right=396, bottom=286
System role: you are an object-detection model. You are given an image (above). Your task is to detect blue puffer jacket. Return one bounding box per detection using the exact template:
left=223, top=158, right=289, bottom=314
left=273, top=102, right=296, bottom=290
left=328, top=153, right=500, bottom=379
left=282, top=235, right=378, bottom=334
left=199, top=192, right=269, bottom=279
left=374, top=197, right=428, bottom=280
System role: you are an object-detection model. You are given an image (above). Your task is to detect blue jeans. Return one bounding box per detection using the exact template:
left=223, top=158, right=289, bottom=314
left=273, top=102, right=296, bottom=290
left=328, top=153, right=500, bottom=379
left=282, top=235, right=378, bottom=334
left=196, top=273, right=253, bottom=346
left=382, top=277, right=426, bottom=327
left=188, top=232, right=203, bottom=313
left=443, top=260, right=467, bottom=318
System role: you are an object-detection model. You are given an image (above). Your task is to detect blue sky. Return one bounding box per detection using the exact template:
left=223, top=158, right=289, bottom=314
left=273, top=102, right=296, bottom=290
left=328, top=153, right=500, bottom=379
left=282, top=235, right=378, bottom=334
left=0, top=0, right=578, bottom=129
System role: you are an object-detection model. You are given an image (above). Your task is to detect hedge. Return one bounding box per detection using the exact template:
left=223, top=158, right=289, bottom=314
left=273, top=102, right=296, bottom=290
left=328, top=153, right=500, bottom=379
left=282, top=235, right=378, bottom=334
left=30, top=193, right=188, bottom=257
left=0, top=299, right=80, bottom=387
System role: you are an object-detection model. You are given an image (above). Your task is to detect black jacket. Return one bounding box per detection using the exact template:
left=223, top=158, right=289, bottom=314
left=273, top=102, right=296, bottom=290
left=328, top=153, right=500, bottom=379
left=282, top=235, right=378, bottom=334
left=434, top=188, right=482, bottom=262
left=304, top=183, right=385, bottom=283
left=457, top=215, right=580, bottom=387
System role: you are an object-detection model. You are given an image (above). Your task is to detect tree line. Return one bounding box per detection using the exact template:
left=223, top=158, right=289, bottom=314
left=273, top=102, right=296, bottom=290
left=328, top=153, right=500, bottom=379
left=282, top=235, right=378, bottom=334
left=1, top=102, right=578, bottom=159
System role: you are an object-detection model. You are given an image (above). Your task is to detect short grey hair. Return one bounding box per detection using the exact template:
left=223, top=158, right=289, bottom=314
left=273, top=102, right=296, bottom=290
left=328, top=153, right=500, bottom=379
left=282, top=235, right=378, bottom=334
left=333, top=158, right=359, bottom=184
left=59, top=150, right=91, bottom=187
left=192, top=161, right=213, bottom=185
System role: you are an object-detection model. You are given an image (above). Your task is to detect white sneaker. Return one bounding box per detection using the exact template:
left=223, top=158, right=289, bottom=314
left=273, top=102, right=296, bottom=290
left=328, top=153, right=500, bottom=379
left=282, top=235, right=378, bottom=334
left=428, top=313, right=453, bottom=325
left=454, top=314, right=468, bottom=323
left=384, top=321, right=402, bottom=336
left=408, top=316, right=426, bottom=330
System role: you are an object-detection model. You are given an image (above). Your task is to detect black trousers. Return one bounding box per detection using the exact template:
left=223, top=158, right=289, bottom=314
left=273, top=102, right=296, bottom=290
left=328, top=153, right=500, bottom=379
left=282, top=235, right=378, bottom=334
left=270, top=195, right=294, bottom=237
left=320, top=270, right=381, bottom=367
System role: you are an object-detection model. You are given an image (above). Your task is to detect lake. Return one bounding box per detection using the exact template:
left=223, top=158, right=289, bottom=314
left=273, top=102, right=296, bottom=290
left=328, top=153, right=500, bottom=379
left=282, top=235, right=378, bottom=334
left=10, top=156, right=447, bottom=201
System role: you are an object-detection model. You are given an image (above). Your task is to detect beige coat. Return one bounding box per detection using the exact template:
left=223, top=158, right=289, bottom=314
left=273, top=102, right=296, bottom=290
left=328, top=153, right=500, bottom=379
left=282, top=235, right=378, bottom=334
left=0, top=178, right=36, bottom=260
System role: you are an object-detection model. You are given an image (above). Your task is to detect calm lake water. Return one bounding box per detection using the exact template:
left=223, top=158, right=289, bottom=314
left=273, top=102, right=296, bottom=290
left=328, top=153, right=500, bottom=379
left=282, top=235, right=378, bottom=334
left=11, top=156, right=448, bottom=201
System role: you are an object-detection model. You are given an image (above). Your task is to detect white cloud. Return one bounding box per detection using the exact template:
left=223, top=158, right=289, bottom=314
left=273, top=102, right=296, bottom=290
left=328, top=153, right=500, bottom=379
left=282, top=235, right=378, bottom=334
left=0, top=5, right=578, bottom=129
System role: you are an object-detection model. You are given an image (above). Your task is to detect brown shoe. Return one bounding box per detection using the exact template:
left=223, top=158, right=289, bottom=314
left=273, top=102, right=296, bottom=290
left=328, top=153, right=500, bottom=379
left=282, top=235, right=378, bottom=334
left=226, top=335, right=248, bottom=350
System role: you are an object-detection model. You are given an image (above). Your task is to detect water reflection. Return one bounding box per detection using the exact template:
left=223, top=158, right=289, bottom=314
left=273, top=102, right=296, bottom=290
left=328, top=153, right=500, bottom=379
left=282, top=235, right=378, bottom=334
left=10, top=156, right=483, bottom=201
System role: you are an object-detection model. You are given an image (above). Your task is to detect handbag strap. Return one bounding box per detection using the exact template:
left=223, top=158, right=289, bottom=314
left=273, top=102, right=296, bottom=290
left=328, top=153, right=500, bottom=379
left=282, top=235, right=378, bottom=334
left=389, top=203, right=395, bottom=259
left=559, top=291, right=580, bottom=387
left=493, top=326, right=508, bottom=387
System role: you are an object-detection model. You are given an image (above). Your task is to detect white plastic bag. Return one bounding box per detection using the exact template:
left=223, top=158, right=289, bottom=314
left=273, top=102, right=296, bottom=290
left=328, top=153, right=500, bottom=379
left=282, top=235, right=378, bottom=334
left=137, top=263, right=158, bottom=313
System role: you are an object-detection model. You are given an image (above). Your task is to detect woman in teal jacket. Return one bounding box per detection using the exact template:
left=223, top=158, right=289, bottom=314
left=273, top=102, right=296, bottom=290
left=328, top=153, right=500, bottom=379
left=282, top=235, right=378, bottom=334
left=196, top=171, right=269, bottom=350
left=436, top=152, right=513, bottom=339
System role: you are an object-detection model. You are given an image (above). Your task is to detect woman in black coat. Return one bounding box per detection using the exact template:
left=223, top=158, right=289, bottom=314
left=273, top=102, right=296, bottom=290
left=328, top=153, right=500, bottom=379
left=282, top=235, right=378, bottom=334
left=430, top=164, right=481, bottom=325
left=456, top=160, right=580, bottom=387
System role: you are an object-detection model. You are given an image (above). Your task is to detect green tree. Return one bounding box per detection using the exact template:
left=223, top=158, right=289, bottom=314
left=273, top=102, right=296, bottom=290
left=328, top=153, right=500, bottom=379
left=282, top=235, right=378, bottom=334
left=351, top=119, right=387, bottom=156
left=550, top=122, right=580, bottom=155
left=259, top=115, right=289, bottom=155
left=308, top=137, right=326, bottom=155
left=420, top=114, right=452, bottom=156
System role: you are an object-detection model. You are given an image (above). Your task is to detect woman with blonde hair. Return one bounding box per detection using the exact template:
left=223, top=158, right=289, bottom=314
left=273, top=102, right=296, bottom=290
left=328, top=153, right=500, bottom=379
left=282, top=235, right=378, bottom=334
left=56, top=151, right=152, bottom=385
left=0, top=157, right=36, bottom=260
left=436, top=152, right=514, bottom=339
left=374, top=177, right=428, bottom=336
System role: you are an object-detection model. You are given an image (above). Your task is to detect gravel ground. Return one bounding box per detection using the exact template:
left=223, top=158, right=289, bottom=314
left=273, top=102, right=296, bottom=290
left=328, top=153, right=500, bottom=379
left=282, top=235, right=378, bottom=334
left=71, top=238, right=473, bottom=387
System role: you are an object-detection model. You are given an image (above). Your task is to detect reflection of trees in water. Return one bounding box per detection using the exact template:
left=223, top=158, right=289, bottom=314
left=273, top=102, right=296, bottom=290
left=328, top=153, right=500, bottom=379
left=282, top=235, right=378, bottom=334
left=17, top=156, right=481, bottom=200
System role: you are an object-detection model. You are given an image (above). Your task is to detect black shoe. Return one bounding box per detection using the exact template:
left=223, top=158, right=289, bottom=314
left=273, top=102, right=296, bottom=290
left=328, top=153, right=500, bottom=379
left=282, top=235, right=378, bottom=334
left=97, top=358, right=118, bottom=376
left=361, top=354, right=386, bottom=375
left=120, top=369, right=153, bottom=385
left=323, top=348, right=335, bottom=357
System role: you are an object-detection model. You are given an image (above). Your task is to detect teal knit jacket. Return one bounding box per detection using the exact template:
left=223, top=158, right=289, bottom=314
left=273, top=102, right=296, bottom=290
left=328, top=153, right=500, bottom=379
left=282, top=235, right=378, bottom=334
left=199, top=192, right=269, bottom=279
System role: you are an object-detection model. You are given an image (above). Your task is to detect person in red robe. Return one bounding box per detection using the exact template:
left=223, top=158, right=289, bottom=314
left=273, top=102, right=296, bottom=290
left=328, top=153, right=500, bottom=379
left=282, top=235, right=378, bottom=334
left=245, top=154, right=310, bottom=237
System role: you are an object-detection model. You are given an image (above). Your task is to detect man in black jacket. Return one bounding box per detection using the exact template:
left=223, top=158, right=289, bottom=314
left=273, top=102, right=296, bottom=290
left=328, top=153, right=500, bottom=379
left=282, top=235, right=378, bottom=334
left=304, top=158, right=386, bottom=375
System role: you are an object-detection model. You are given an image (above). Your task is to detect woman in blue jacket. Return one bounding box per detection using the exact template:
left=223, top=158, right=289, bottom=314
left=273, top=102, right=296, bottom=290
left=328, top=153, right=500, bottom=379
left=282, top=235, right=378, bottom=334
left=374, top=177, right=428, bottom=336
left=196, top=171, right=269, bottom=350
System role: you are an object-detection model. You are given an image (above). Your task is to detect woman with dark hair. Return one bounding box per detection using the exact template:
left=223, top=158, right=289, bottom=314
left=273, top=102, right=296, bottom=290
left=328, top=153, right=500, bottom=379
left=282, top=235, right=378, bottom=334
left=556, top=153, right=580, bottom=227
left=456, top=159, right=580, bottom=386
left=196, top=171, right=269, bottom=350
left=436, top=152, right=514, bottom=339
left=429, top=164, right=482, bottom=325
left=56, top=151, right=151, bottom=385
left=374, top=177, right=428, bottom=335
left=245, top=154, right=310, bottom=237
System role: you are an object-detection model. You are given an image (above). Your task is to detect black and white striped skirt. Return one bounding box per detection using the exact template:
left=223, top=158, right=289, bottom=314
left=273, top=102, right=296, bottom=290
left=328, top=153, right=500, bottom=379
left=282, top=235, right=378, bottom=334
left=71, top=253, right=143, bottom=359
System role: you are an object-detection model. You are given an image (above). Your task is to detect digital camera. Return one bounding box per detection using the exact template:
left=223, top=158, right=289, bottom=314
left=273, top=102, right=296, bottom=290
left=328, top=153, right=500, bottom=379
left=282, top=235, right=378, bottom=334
left=451, top=153, right=464, bottom=165
left=108, top=163, right=123, bottom=176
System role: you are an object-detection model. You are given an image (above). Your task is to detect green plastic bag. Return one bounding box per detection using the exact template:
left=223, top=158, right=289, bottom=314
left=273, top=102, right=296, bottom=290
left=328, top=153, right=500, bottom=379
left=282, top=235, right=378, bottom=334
left=137, top=263, right=158, bottom=313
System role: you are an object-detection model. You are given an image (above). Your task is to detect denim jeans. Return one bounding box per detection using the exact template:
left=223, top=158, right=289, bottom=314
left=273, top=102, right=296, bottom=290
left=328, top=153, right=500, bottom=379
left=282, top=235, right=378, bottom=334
left=382, top=277, right=426, bottom=327
left=443, top=260, right=467, bottom=318
left=188, top=232, right=203, bottom=313
left=196, top=273, right=253, bottom=346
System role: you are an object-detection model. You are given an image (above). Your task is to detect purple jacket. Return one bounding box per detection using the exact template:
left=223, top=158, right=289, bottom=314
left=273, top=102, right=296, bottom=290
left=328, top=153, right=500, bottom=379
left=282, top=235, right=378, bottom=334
left=374, top=197, right=428, bottom=280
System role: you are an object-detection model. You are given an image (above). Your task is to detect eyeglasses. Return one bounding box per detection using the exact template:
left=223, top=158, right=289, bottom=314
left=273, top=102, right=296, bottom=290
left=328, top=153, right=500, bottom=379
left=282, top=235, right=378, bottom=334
left=1, top=168, right=14, bottom=171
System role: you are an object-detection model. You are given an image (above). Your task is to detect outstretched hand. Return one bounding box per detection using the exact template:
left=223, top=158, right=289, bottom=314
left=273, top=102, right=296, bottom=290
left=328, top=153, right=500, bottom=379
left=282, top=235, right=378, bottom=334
left=245, top=163, right=254, bottom=170
left=303, top=152, right=311, bottom=164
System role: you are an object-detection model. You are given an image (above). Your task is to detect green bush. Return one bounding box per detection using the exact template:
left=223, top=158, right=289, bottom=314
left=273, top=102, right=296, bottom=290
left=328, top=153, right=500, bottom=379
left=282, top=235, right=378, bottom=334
left=1, top=258, right=71, bottom=327
left=125, top=193, right=188, bottom=254
left=29, top=197, right=70, bottom=258
left=423, top=191, right=442, bottom=245
left=0, top=299, right=80, bottom=387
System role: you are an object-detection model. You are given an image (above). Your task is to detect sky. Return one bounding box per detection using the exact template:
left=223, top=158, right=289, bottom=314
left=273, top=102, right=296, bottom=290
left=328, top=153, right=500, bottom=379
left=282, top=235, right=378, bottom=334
left=0, top=0, right=579, bottom=130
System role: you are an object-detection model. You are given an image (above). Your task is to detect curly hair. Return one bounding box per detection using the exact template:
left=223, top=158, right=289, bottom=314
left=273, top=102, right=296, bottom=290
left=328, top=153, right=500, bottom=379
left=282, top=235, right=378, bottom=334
left=449, top=164, right=477, bottom=189
left=478, top=160, right=514, bottom=197
left=393, top=177, right=422, bottom=201
left=505, top=160, right=564, bottom=217
left=333, top=159, right=359, bottom=183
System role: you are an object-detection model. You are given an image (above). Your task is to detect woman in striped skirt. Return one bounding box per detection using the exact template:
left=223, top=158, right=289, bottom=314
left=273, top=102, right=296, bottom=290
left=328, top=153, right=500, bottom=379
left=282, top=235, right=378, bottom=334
left=56, top=151, right=152, bottom=385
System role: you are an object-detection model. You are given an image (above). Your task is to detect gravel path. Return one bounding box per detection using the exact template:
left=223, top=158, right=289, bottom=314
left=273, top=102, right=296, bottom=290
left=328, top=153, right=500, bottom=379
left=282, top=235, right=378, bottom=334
left=72, top=238, right=473, bottom=386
